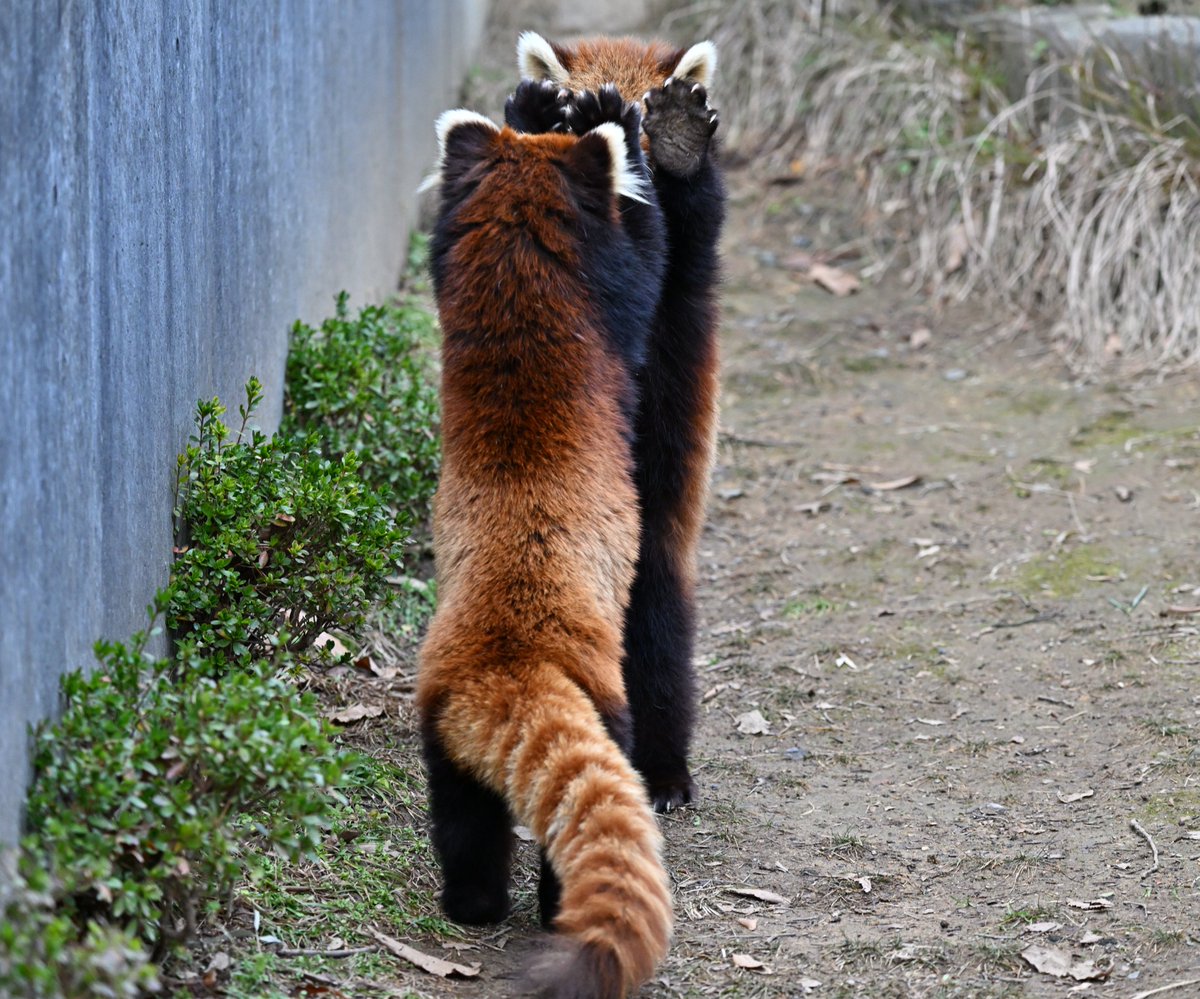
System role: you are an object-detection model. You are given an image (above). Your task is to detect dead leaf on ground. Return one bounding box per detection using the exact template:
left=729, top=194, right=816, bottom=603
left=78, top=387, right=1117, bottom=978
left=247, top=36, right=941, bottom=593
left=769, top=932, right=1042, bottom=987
left=1057, top=789, right=1094, bottom=804
left=726, top=886, right=790, bottom=905
left=810, top=262, right=861, bottom=297
left=867, top=474, right=921, bottom=492
left=1025, top=921, right=1062, bottom=934
left=314, top=632, right=350, bottom=658
left=327, top=703, right=384, bottom=725
left=1021, top=944, right=1108, bottom=981
left=369, top=929, right=480, bottom=979
left=796, top=500, right=831, bottom=516
left=798, top=978, right=822, bottom=994
left=731, top=953, right=770, bottom=972
left=737, top=917, right=758, bottom=930
left=856, top=876, right=872, bottom=893
left=909, top=327, right=932, bottom=349
left=735, top=710, right=771, bottom=735
left=1066, top=898, right=1113, bottom=910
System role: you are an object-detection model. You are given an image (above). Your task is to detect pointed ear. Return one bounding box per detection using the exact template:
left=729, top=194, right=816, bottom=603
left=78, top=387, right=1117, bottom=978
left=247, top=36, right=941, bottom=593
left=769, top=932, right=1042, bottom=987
left=670, top=40, right=718, bottom=87
left=433, top=109, right=499, bottom=190
left=518, top=31, right=571, bottom=84
left=568, top=123, right=650, bottom=207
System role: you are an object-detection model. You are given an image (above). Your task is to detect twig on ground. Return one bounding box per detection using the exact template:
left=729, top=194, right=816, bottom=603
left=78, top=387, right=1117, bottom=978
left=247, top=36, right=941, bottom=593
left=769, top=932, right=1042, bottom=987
left=1130, top=818, right=1159, bottom=880
left=274, top=944, right=377, bottom=958
left=1129, top=980, right=1200, bottom=999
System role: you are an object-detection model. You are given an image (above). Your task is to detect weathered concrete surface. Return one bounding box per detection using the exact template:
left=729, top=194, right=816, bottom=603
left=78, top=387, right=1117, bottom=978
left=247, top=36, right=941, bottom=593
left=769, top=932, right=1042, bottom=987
left=0, top=0, right=485, bottom=844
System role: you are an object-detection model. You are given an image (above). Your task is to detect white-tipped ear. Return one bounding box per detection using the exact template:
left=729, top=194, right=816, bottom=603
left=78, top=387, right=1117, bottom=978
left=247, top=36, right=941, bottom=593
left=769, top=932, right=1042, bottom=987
left=425, top=109, right=499, bottom=193
left=518, top=31, right=569, bottom=84
left=672, top=40, right=717, bottom=87
left=436, top=108, right=499, bottom=151
left=587, top=122, right=650, bottom=205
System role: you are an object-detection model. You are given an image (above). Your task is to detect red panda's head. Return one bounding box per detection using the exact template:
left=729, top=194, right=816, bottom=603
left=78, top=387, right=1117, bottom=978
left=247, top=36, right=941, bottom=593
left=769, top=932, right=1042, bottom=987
left=433, top=109, right=648, bottom=229
left=517, top=32, right=717, bottom=111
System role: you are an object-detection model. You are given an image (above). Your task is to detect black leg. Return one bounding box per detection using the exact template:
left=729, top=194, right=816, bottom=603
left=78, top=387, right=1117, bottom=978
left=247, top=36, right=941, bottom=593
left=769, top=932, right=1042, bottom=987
left=537, top=849, right=562, bottom=927
left=423, top=729, right=514, bottom=924
left=623, top=551, right=698, bottom=811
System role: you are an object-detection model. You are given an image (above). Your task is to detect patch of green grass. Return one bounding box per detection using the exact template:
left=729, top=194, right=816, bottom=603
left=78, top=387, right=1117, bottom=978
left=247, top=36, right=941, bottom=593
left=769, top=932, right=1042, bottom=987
left=1011, top=544, right=1122, bottom=598
left=782, top=596, right=839, bottom=617
left=1006, top=387, right=1061, bottom=416
left=842, top=353, right=894, bottom=374
left=1000, top=905, right=1058, bottom=927
left=1138, top=717, right=1194, bottom=740
left=1070, top=410, right=1141, bottom=449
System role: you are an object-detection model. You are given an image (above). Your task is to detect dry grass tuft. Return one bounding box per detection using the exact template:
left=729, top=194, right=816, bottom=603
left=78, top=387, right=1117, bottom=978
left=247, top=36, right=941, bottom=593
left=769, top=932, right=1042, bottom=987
left=687, top=0, right=1200, bottom=372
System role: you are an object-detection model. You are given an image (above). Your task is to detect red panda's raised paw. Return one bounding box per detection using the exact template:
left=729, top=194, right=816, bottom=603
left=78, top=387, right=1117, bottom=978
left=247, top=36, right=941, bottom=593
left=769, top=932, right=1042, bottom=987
left=505, top=78, right=571, bottom=134
left=643, top=77, right=719, bottom=179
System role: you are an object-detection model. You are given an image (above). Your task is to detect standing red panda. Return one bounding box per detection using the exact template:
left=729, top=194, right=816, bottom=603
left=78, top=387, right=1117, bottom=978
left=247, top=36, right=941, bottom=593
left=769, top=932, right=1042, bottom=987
left=417, top=83, right=671, bottom=998
left=508, top=33, right=727, bottom=812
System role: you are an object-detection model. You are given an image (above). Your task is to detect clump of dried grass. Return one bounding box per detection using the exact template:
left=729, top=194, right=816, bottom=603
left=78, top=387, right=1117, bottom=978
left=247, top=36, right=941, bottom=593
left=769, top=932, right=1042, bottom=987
left=683, top=0, right=1200, bottom=372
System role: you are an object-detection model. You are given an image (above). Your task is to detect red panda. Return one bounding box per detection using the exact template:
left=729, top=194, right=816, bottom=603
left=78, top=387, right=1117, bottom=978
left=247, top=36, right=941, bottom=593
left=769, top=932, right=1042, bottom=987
left=417, top=83, right=672, bottom=998
left=509, top=33, right=727, bottom=812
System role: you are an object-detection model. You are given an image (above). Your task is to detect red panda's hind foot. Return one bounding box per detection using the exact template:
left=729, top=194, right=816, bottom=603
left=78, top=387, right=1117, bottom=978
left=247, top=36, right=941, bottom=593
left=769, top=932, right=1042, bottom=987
left=643, top=769, right=696, bottom=814
left=441, top=880, right=511, bottom=926
left=643, top=77, right=719, bottom=179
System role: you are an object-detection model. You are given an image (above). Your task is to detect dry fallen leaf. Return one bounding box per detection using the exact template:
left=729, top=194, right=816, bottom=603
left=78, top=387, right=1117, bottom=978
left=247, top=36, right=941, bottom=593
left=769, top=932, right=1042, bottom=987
left=737, top=917, right=758, bottom=930
left=856, top=876, right=872, bottom=894
left=726, top=886, right=790, bottom=905
left=1057, top=789, right=1094, bottom=804
left=1066, top=898, right=1113, bottom=910
left=798, top=977, right=822, bottom=994
left=867, top=474, right=921, bottom=492
left=1025, top=921, right=1062, bottom=934
left=909, top=327, right=933, bottom=349
left=735, top=710, right=771, bottom=736
left=810, top=262, right=861, bottom=297
left=327, top=703, right=384, bottom=725
left=314, top=632, right=350, bottom=658
left=1021, top=944, right=1109, bottom=982
left=370, top=929, right=480, bottom=979
left=731, top=953, right=769, bottom=972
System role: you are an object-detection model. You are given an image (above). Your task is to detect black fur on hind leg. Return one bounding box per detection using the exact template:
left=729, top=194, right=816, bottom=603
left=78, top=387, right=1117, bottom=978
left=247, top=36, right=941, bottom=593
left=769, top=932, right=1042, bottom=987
left=422, top=724, right=514, bottom=924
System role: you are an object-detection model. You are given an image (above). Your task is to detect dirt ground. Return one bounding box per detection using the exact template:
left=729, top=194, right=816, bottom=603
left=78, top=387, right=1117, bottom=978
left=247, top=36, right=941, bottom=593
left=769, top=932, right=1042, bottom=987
left=361, top=161, right=1200, bottom=997
left=218, top=10, right=1200, bottom=999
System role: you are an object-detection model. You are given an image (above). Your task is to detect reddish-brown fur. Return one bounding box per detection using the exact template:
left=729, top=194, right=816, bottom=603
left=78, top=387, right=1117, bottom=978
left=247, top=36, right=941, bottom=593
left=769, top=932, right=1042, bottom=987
left=516, top=36, right=726, bottom=810
left=419, top=118, right=672, bottom=997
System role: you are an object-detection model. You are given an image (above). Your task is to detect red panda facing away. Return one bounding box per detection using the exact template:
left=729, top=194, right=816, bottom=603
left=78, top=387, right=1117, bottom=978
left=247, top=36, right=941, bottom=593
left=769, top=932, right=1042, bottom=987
left=510, top=34, right=727, bottom=813
left=417, top=84, right=671, bottom=998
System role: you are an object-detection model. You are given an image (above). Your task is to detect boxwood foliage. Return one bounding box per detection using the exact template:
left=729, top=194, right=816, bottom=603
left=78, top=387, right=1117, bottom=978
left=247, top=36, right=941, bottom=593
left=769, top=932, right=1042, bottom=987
left=170, top=378, right=409, bottom=668
left=282, top=292, right=440, bottom=519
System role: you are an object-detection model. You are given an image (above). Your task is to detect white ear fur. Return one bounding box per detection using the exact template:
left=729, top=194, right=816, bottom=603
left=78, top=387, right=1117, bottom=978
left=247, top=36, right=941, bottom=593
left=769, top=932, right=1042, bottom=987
left=420, top=109, right=499, bottom=194
left=587, top=122, right=650, bottom=205
left=518, top=31, right=569, bottom=84
left=672, top=40, right=717, bottom=87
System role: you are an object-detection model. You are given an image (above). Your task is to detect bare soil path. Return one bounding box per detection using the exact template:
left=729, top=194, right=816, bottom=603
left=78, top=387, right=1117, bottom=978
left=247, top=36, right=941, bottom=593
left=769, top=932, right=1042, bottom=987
left=255, top=10, right=1200, bottom=998
left=373, top=168, right=1200, bottom=999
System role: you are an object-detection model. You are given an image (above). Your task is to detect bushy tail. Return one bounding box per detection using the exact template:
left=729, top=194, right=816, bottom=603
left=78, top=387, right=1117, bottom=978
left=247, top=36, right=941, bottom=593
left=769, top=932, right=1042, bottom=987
left=438, top=670, right=673, bottom=998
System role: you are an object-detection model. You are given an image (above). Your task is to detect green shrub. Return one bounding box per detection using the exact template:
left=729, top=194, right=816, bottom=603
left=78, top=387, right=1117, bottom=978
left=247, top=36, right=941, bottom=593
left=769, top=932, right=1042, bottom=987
left=171, top=378, right=409, bottom=667
left=0, top=852, right=159, bottom=998
left=23, top=608, right=346, bottom=951
left=282, top=292, right=440, bottom=517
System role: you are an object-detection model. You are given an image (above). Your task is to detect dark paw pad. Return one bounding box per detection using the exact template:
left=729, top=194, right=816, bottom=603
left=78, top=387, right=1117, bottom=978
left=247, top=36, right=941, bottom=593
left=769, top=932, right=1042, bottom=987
left=442, top=884, right=510, bottom=925
left=505, top=79, right=570, bottom=134
left=643, top=77, right=719, bottom=178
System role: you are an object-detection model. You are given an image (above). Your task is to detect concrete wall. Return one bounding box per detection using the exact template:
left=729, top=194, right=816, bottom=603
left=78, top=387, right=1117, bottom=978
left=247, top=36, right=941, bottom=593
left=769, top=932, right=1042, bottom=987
left=0, top=0, right=487, bottom=844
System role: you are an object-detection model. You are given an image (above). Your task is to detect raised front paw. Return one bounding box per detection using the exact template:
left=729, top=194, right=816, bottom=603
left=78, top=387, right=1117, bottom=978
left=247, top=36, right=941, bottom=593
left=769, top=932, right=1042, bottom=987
left=564, top=83, right=642, bottom=146
left=643, top=77, right=719, bottom=178
left=504, top=78, right=569, bottom=134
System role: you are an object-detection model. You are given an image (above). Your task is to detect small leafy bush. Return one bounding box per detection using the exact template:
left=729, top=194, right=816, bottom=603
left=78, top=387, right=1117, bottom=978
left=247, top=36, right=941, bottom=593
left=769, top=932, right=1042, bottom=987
left=23, top=608, right=346, bottom=951
left=0, top=852, right=159, bottom=998
left=282, top=292, right=440, bottom=517
left=171, top=378, right=409, bottom=667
